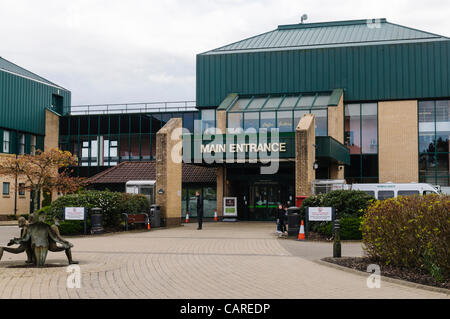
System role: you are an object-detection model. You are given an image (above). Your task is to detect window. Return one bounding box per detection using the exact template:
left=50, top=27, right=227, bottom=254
left=260, top=112, right=275, bottom=130
left=201, top=109, right=216, bottom=134
left=398, top=190, right=420, bottom=196
left=277, top=111, right=293, bottom=132
left=18, top=183, right=25, bottom=196
left=227, top=113, right=243, bottom=132
left=19, top=134, right=25, bottom=155
left=419, top=100, right=450, bottom=186
left=345, top=103, right=379, bottom=183
left=30, top=135, right=36, bottom=155
left=244, top=113, right=259, bottom=131
left=2, top=182, right=10, bottom=195
left=310, top=109, right=327, bottom=136
left=51, top=94, right=64, bottom=114
left=378, top=191, right=394, bottom=200
left=362, top=190, right=375, bottom=197
left=227, top=94, right=330, bottom=134
left=3, top=130, right=10, bottom=153
left=103, top=139, right=118, bottom=165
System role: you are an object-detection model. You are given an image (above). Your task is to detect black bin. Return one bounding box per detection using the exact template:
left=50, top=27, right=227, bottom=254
left=150, top=205, right=161, bottom=228
left=287, top=206, right=301, bottom=237
left=90, top=208, right=104, bottom=234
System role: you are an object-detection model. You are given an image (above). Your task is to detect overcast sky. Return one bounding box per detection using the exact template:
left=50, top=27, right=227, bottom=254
left=0, top=0, right=449, bottom=106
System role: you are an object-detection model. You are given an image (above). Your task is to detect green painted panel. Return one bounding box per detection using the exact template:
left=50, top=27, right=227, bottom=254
left=0, top=70, right=71, bottom=135
left=316, top=136, right=350, bottom=165
left=196, top=40, right=450, bottom=108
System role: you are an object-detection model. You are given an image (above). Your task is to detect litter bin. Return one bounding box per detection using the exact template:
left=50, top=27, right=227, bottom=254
left=90, top=208, right=104, bottom=234
left=287, top=206, right=301, bottom=237
left=150, top=205, right=161, bottom=228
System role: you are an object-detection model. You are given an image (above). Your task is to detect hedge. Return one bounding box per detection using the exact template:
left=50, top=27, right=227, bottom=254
left=47, top=190, right=150, bottom=234
left=299, top=190, right=374, bottom=239
left=362, top=194, right=450, bottom=281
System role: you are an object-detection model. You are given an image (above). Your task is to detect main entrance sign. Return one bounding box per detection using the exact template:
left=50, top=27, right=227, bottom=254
left=183, top=132, right=295, bottom=163
left=201, top=142, right=287, bottom=154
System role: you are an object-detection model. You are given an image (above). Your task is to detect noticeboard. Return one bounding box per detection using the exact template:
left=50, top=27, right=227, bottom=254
left=64, top=207, right=86, bottom=221
left=223, top=197, right=238, bottom=217
left=307, top=207, right=333, bottom=221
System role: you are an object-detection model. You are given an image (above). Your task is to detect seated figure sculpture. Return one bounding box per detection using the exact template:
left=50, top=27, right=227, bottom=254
left=0, top=217, right=33, bottom=264
left=0, top=213, right=76, bottom=267
left=48, top=217, right=78, bottom=265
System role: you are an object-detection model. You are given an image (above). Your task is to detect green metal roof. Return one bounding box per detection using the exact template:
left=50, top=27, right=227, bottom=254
left=203, top=18, right=448, bottom=54
left=0, top=56, right=67, bottom=90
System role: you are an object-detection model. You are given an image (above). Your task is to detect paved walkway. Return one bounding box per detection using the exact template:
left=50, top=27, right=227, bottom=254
left=0, top=222, right=448, bottom=299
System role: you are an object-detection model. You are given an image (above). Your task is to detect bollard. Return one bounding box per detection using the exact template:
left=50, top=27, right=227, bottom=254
left=333, top=218, right=341, bottom=258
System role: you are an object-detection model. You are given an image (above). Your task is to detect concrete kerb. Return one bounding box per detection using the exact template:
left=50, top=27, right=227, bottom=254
left=314, top=258, right=450, bottom=296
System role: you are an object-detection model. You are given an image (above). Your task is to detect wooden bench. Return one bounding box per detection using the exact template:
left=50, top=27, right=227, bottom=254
left=122, top=213, right=150, bottom=231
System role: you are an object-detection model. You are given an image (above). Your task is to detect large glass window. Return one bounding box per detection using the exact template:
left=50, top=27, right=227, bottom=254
left=345, top=103, right=379, bottom=183
left=30, top=135, right=36, bottom=155
left=260, top=112, right=275, bottom=130
left=419, top=100, right=450, bottom=186
left=228, top=113, right=243, bottom=132
left=2, top=182, right=10, bottom=195
left=201, top=109, right=216, bottom=134
left=310, top=109, right=327, bottom=136
left=19, top=134, right=25, bottom=155
left=226, top=94, right=330, bottom=134
left=3, top=130, right=10, bottom=153
left=277, top=111, right=293, bottom=132
left=244, top=113, right=259, bottom=130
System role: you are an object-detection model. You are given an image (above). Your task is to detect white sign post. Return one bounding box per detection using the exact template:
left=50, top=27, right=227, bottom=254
left=64, top=207, right=87, bottom=234
left=308, top=207, right=333, bottom=221
left=223, top=197, right=238, bottom=222
left=305, top=207, right=336, bottom=239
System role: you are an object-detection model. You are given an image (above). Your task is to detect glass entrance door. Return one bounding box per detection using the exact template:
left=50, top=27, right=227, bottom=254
left=248, top=183, right=280, bottom=221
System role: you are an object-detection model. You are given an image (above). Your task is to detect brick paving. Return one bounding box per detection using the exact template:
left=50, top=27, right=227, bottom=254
left=0, top=222, right=448, bottom=299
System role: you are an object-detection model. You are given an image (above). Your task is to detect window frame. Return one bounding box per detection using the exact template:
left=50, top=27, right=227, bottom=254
left=3, top=130, right=10, bottom=153
left=2, top=182, right=10, bottom=196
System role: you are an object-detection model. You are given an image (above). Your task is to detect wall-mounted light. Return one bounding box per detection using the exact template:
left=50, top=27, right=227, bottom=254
left=313, top=162, right=319, bottom=170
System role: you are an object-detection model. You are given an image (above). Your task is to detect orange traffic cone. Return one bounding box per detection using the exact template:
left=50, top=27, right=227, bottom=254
left=214, top=210, right=218, bottom=222
left=147, top=221, right=151, bottom=230
left=297, top=220, right=305, bottom=241
left=185, top=211, right=190, bottom=223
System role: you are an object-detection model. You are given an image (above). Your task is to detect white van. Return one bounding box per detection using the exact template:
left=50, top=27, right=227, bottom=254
left=350, top=183, right=439, bottom=200
left=125, top=180, right=156, bottom=205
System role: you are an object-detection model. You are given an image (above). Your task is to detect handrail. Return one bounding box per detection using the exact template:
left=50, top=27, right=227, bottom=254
left=68, top=101, right=197, bottom=115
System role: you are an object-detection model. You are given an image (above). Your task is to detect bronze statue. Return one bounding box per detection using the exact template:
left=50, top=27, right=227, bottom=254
left=0, top=213, right=76, bottom=267
left=48, top=217, right=78, bottom=265
left=0, top=217, right=33, bottom=264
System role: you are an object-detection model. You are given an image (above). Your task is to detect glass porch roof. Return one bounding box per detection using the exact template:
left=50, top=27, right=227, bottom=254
left=228, top=92, right=332, bottom=112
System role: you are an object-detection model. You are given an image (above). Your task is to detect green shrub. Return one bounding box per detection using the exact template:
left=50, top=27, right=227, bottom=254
left=57, top=220, right=90, bottom=236
left=317, top=217, right=363, bottom=240
left=47, top=190, right=150, bottom=233
left=362, top=194, right=450, bottom=279
left=299, top=190, right=374, bottom=239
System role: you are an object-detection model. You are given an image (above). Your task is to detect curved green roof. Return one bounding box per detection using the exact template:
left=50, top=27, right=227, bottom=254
left=203, top=18, right=447, bottom=54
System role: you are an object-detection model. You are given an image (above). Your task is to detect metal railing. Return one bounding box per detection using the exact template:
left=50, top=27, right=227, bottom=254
left=69, top=100, right=197, bottom=115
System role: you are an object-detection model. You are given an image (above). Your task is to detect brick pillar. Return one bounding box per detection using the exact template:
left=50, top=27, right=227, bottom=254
left=327, top=93, right=345, bottom=180
left=295, top=114, right=316, bottom=197
left=44, top=109, right=60, bottom=150
left=156, top=118, right=182, bottom=227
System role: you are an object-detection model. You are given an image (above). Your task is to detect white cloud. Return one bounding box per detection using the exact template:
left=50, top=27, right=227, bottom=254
left=0, top=0, right=448, bottom=105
